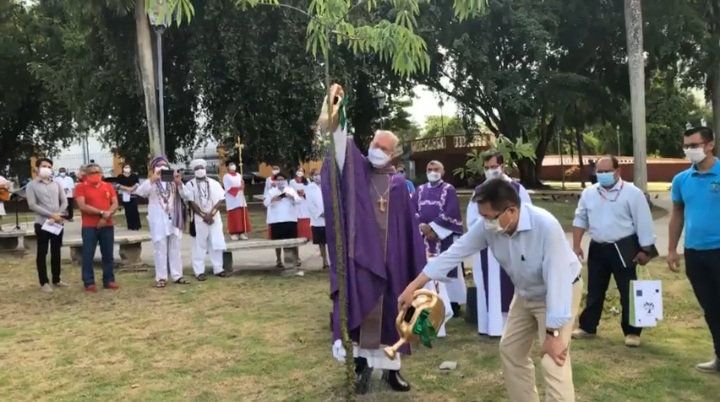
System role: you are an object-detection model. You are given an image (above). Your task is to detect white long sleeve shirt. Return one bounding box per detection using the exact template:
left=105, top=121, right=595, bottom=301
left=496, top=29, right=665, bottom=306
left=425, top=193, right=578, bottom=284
left=306, top=182, right=325, bottom=227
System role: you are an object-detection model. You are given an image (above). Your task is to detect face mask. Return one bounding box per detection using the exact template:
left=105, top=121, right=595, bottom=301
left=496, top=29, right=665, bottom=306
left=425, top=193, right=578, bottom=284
left=398, top=171, right=405, bottom=177
left=123, top=168, right=131, bottom=174
left=427, top=172, right=441, bottom=182
left=485, top=167, right=502, bottom=180
left=597, top=172, right=615, bottom=187
left=272, top=169, right=280, bottom=175
left=367, top=148, right=391, bottom=167
left=277, top=180, right=287, bottom=189
left=195, top=169, right=207, bottom=179
left=313, top=175, right=321, bottom=184
left=483, top=210, right=511, bottom=234
left=38, top=167, right=52, bottom=179
left=59, top=172, right=66, bottom=177
left=296, top=171, right=304, bottom=178
left=86, top=174, right=102, bottom=184
left=684, top=148, right=706, bottom=165
left=229, top=164, right=237, bottom=172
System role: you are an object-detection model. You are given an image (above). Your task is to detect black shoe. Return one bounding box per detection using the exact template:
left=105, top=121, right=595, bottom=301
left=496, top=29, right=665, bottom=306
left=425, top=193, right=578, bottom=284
left=383, top=369, right=411, bottom=392
left=354, top=357, right=372, bottom=394
left=451, top=302, right=462, bottom=318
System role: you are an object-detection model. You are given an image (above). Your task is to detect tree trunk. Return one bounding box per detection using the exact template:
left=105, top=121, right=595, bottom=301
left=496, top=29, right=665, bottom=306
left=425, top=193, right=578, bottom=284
left=711, top=70, right=720, bottom=156
left=624, top=0, right=648, bottom=192
left=135, top=2, right=162, bottom=157
left=575, top=128, right=586, bottom=188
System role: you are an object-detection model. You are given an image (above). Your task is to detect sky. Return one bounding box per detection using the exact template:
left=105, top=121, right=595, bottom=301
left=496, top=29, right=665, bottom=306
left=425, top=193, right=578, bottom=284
left=405, top=84, right=457, bottom=127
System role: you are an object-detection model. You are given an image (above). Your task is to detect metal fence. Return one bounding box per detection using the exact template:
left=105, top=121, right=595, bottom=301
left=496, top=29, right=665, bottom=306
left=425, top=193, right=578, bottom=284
left=52, top=152, right=115, bottom=177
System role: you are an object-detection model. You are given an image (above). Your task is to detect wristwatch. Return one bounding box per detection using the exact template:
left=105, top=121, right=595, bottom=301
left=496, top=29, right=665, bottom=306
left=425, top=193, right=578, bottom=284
left=546, top=328, right=560, bottom=338
left=98, top=211, right=104, bottom=217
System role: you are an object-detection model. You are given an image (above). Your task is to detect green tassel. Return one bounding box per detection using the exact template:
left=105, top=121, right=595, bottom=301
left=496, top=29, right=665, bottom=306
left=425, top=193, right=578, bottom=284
left=411, top=309, right=437, bottom=348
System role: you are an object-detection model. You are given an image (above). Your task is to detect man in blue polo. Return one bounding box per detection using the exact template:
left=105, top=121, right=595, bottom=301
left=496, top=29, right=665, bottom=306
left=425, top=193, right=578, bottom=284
left=668, top=126, right=720, bottom=373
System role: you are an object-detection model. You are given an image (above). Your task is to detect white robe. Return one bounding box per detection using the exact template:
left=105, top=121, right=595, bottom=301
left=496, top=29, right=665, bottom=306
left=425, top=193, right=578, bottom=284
left=184, top=178, right=227, bottom=276
left=289, top=179, right=310, bottom=219
left=223, top=173, right=247, bottom=211
left=0, top=176, right=7, bottom=216
left=136, top=179, right=186, bottom=281
left=422, top=265, right=454, bottom=338
left=467, top=175, right=532, bottom=336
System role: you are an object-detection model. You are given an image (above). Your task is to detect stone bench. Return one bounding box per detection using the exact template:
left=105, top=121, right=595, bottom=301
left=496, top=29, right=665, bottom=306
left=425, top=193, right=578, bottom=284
left=0, top=229, right=35, bottom=252
left=63, top=233, right=152, bottom=266
left=223, top=238, right=309, bottom=276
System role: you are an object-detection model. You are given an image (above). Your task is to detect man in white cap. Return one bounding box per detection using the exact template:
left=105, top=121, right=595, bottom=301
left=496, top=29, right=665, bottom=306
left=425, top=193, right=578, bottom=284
left=183, top=159, right=230, bottom=280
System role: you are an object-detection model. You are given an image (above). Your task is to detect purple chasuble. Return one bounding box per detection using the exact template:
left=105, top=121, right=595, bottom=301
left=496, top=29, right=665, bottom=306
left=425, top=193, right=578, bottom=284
left=478, top=180, right=521, bottom=313
left=411, top=181, right=463, bottom=278
left=322, top=139, right=427, bottom=355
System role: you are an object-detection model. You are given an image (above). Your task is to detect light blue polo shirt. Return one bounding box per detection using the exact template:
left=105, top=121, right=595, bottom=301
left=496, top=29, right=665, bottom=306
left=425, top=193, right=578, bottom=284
left=671, top=158, right=720, bottom=250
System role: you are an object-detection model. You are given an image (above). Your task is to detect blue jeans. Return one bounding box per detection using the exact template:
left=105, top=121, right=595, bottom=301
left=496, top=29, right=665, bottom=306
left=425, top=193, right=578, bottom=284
left=81, top=226, right=115, bottom=287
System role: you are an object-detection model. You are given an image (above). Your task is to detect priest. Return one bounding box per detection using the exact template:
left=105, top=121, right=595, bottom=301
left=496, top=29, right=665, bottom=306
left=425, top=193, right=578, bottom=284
left=466, top=150, right=532, bottom=336
left=184, top=159, right=230, bottom=280
left=412, top=160, right=466, bottom=317
left=319, top=84, right=426, bottom=394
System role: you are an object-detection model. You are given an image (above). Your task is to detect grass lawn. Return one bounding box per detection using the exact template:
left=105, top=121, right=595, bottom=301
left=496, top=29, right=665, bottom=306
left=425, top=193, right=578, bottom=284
left=543, top=181, right=673, bottom=193
left=0, top=258, right=717, bottom=401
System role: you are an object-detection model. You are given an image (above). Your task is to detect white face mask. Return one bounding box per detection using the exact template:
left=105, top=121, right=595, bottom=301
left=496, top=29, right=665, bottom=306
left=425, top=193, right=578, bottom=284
left=684, top=148, right=706, bottom=165
left=485, top=167, right=502, bottom=180
left=229, top=164, right=237, bottom=172
left=123, top=168, right=131, bottom=174
left=313, top=175, right=321, bottom=184
left=367, top=148, right=391, bottom=168
left=38, top=167, right=52, bottom=179
left=426, top=171, right=441, bottom=182
left=483, top=218, right=507, bottom=234
left=195, top=169, right=206, bottom=179
left=271, top=169, right=280, bottom=175
left=296, top=171, right=304, bottom=178
left=59, top=172, right=66, bottom=177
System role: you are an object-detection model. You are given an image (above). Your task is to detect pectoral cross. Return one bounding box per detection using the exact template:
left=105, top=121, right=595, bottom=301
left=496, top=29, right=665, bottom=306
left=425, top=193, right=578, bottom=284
left=378, top=196, right=387, bottom=212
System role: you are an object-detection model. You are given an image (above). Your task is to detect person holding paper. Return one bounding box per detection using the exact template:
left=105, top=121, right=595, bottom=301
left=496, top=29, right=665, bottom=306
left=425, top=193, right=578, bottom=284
left=571, top=155, right=656, bottom=348
left=115, top=163, right=141, bottom=230
left=398, top=178, right=582, bottom=402
left=668, top=126, right=720, bottom=373
left=223, top=161, right=251, bottom=240
left=54, top=167, right=76, bottom=221
left=412, top=160, right=466, bottom=317
left=306, top=169, right=328, bottom=269
left=263, top=171, right=301, bottom=268
left=74, top=163, right=120, bottom=292
left=26, top=158, right=68, bottom=293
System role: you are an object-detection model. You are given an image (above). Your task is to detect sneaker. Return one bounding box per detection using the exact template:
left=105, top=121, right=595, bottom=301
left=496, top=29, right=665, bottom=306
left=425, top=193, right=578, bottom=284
left=40, top=283, right=53, bottom=293
left=53, top=281, right=69, bottom=288
left=85, top=285, right=98, bottom=293
left=230, top=234, right=240, bottom=241
left=104, top=282, right=120, bottom=290
left=239, top=233, right=248, bottom=240
left=696, top=359, right=720, bottom=373
left=571, top=328, right=595, bottom=339
left=624, top=335, right=641, bottom=347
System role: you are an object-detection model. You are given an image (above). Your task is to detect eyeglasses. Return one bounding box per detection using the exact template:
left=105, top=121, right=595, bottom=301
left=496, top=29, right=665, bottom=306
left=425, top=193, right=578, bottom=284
left=684, top=142, right=707, bottom=149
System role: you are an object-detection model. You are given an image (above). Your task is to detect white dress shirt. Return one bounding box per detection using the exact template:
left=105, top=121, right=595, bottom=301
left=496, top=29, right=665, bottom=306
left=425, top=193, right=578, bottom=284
left=306, top=182, right=325, bottom=227
left=572, top=180, right=655, bottom=246
left=264, top=186, right=300, bottom=224
left=423, top=204, right=581, bottom=328
left=54, top=175, right=76, bottom=198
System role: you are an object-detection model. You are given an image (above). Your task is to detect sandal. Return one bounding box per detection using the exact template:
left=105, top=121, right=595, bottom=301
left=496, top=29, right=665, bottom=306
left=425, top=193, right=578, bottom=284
left=174, top=278, right=190, bottom=285
left=276, top=261, right=284, bottom=269
left=155, top=279, right=167, bottom=288
left=216, top=271, right=230, bottom=278
left=322, top=264, right=329, bottom=270
left=196, top=274, right=207, bottom=281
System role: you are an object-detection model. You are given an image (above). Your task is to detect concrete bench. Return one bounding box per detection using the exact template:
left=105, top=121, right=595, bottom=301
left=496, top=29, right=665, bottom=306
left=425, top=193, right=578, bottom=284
left=223, top=238, right=309, bottom=276
left=0, top=229, right=35, bottom=251
left=63, top=233, right=152, bottom=266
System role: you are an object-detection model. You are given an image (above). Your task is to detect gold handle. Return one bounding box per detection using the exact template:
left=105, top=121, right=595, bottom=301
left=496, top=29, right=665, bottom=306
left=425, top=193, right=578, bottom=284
left=383, top=338, right=407, bottom=360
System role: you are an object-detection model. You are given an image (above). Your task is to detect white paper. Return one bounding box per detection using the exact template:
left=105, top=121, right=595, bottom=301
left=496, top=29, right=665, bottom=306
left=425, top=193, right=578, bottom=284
left=122, top=191, right=131, bottom=202
left=630, top=280, right=663, bottom=327
left=41, top=220, right=64, bottom=235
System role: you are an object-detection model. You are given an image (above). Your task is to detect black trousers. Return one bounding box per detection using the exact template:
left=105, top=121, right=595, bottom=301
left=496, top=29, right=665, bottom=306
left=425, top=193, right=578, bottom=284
left=122, top=198, right=142, bottom=230
left=578, top=240, right=641, bottom=336
left=685, top=248, right=720, bottom=359
left=34, top=223, right=63, bottom=286
left=66, top=198, right=74, bottom=220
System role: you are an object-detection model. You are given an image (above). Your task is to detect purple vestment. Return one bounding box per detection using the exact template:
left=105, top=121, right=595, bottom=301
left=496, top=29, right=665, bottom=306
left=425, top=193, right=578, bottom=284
left=321, top=139, right=427, bottom=355
left=412, top=181, right=463, bottom=277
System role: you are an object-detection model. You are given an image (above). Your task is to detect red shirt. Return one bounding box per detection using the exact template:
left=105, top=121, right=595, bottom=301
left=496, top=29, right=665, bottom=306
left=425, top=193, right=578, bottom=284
left=75, top=181, right=117, bottom=227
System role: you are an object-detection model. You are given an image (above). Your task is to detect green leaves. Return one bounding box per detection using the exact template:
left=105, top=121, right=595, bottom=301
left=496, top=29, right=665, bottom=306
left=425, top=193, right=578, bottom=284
left=145, top=0, right=196, bottom=26
left=237, top=0, right=486, bottom=77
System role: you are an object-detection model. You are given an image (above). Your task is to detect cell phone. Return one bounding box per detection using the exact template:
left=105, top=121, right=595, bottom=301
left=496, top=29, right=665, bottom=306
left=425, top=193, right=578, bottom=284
left=279, top=193, right=287, bottom=198
left=160, top=169, right=175, bottom=182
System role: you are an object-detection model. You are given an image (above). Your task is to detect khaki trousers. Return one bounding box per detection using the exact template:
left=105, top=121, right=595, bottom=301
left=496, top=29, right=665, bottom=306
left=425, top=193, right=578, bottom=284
left=499, top=280, right=583, bottom=402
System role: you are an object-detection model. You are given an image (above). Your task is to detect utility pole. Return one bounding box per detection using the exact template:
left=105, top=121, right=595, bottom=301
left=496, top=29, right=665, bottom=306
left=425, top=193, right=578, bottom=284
left=624, top=0, right=648, bottom=192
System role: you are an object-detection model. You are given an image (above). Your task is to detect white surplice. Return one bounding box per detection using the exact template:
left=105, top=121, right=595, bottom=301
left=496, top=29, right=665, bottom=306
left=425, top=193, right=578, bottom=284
left=306, top=182, right=325, bottom=227
left=0, top=176, right=7, bottom=216
left=422, top=263, right=454, bottom=338
left=184, top=178, right=227, bottom=276
left=289, top=179, right=310, bottom=219
left=223, top=173, right=246, bottom=211
left=467, top=174, right=532, bottom=336
left=136, top=179, right=186, bottom=281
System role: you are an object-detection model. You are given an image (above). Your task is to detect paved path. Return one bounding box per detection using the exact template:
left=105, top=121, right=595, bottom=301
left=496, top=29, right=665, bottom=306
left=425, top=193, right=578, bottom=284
left=2, top=193, right=679, bottom=270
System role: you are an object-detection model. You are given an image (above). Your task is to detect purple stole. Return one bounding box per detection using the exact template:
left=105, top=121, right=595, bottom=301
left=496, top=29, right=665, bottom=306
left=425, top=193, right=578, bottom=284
left=479, top=180, right=520, bottom=313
